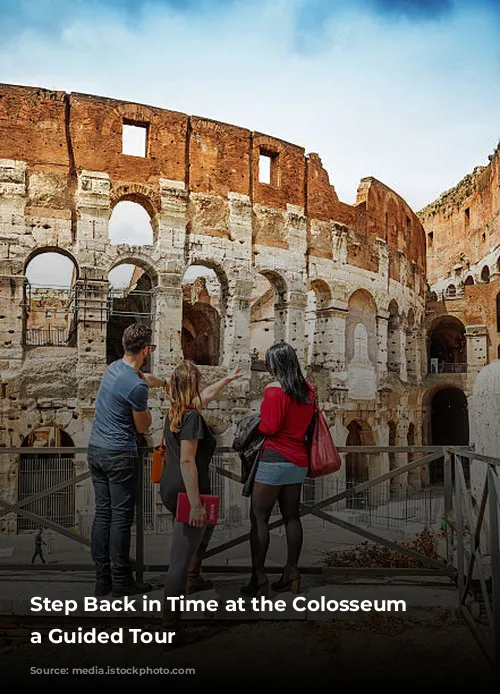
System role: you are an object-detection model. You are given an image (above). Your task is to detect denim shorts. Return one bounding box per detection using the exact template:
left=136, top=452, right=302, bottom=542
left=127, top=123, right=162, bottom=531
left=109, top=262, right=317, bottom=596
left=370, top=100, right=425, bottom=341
left=254, top=461, right=308, bottom=486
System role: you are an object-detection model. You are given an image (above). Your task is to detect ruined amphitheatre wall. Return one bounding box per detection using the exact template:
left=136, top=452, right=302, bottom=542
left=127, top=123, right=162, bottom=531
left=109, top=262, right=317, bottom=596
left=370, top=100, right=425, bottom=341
left=419, top=144, right=500, bottom=364
left=0, top=84, right=428, bottom=519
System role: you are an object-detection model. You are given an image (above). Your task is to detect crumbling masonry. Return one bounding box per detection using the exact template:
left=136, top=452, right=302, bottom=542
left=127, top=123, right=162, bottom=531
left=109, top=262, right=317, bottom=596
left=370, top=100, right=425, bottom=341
left=0, top=84, right=433, bottom=531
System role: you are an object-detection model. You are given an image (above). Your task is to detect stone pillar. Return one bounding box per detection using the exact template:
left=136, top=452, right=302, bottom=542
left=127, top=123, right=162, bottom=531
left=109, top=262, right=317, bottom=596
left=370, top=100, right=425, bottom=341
left=376, top=312, right=389, bottom=383
left=157, top=179, right=189, bottom=369
left=0, top=159, right=27, bottom=374
left=286, top=288, right=307, bottom=363
left=465, top=325, right=488, bottom=372
left=152, top=276, right=184, bottom=371
left=74, top=171, right=111, bottom=405
left=399, top=322, right=408, bottom=382
left=325, top=307, right=347, bottom=388
left=223, top=275, right=253, bottom=371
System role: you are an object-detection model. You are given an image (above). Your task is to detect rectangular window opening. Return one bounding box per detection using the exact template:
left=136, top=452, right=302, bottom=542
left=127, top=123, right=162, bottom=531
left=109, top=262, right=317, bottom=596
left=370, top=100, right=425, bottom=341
left=258, top=149, right=279, bottom=186
left=428, top=232, right=433, bottom=248
left=122, top=120, right=148, bottom=157
left=465, top=207, right=470, bottom=227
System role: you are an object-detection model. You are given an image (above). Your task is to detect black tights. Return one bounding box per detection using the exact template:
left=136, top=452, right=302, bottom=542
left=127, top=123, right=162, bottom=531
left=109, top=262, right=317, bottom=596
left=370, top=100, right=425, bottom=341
left=249, top=482, right=303, bottom=574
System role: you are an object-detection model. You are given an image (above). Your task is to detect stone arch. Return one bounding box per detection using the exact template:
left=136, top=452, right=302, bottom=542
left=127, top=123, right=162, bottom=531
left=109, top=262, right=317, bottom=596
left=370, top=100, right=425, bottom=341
left=106, top=261, right=157, bottom=367
left=24, top=247, right=79, bottom=279
left=345, top=419, right=377, bottom=509
left=181, top=262, right=227, bottom=366
left=428, top=386, right=469, bottom=485
left=110, top=184, right=161, bottom=236
left=346, top=289, right=377, bottom=366
left=109, top=193, right=158, bottom=246
left=250, top=269, right=288, bottom=363
left=24, top=248, right=79, bottom=348
left=481, top=265, right=490, bottom=283
left=18, top=427, right=75, bottom=532
left=305, top=278, right=332, bottom=366
left=464, top=275, right=474, bottom=286
left=446, top=284, right=456, bottom=297
left=428, top=315, right=466, bottom=372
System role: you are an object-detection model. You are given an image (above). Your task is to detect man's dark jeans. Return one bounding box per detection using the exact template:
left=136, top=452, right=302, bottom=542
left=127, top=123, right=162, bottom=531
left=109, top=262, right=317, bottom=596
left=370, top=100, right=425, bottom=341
left=88, top=445, right=138, bottom=587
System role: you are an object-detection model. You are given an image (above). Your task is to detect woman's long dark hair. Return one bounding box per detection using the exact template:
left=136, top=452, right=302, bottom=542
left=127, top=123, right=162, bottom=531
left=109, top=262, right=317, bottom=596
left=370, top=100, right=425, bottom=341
left=265, top=342, right=312, bottom=404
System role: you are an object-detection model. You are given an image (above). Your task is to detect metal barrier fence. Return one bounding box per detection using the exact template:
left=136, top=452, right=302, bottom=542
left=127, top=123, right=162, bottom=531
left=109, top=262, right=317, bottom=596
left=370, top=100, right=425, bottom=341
left=0, top=445, right=498, bottom=675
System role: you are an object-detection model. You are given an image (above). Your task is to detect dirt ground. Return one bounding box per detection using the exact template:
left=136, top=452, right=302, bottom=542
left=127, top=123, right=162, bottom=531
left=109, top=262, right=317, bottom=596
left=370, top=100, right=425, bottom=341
left=1, top=610, right=498, bottom=688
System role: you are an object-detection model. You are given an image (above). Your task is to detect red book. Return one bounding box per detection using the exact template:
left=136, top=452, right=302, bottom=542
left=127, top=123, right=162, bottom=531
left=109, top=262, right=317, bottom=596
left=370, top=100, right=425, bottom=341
left=176, top=493, right=219, bottom=525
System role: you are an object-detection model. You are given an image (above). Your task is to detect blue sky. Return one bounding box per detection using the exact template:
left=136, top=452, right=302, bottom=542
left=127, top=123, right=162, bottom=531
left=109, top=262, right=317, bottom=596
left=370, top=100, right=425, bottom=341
left=1, top=0, right=500, bottom=211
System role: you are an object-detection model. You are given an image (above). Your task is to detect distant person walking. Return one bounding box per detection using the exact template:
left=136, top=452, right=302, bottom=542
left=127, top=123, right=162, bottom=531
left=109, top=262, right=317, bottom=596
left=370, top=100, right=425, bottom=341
left=88, top=323, right=167, bottom=598
left=31, top=527, right=46, bottom=564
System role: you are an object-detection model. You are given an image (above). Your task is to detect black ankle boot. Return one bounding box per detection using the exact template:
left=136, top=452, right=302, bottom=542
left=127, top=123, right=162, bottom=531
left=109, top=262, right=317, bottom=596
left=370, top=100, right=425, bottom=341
left=271, top=566, right=300, bottom=593
left=240, top=571, right=269, bottom=598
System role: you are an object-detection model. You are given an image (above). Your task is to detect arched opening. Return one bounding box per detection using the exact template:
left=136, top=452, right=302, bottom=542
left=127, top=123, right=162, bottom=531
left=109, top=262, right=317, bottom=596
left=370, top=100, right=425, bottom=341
left=496, top=293, right=500, bottom=333
left=498, top=344, right=500, bottom=359
left=250, top=271, right=287, bottom=369
left=109, top=200, right=154, bottom=246
left=106, top=263, right=156, bottom=368
left=428, top=315, right=467, bottom=373
left=387, top=299, right=400, bottom=373
left=24, top=250, right=78, bottom=347
left=430, top=387, right=469, bottom=485
left=18, top=427, right=75, bottom=532
left=182, top=265, right=225, bottom=366
left=464, top=275, right=474, bottom=286
left=345, top=420, right=375, bottom=509
left=481, top=266, right=490, bottom=284
left=305, top=279, right=331, bottom=366
left=346, top=289, right=377, bottom=365
left=446, top=284, right=456, bottom=298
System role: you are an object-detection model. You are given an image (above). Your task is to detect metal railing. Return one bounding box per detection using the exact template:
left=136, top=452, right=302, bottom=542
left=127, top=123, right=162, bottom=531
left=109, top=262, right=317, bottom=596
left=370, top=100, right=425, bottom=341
left=428, top=362, right=468, bottom=374
left=0, top=444, right=498, bottom=676
left=24, top=327, right=75, bottom=347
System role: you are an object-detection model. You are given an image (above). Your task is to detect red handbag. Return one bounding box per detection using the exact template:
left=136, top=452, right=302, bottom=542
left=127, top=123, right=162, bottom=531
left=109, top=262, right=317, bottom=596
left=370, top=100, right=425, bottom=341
left=307, top=399, right=341, bottom=478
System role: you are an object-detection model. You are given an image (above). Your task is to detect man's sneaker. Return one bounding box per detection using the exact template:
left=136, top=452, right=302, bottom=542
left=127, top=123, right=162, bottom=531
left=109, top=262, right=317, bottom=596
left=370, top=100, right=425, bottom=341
left=95, top=581, right=112, bottom=597
left=111, top=581, right=153, bottom=597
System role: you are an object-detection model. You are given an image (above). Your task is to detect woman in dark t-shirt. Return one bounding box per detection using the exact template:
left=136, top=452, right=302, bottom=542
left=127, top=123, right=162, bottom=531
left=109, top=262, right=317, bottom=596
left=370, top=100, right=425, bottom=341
left=160, top=360, right=242, bottom=647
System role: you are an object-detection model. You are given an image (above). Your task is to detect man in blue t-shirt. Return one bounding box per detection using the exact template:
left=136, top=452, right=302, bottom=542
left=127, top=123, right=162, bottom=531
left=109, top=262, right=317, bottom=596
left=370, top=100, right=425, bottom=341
left=88, top=322, right=167, bottom=597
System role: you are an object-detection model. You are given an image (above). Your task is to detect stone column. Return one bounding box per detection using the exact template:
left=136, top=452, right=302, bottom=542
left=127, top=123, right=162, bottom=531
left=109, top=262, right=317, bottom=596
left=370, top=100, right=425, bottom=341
left=152, top=274, right=184, bottom=371
left=324, top=307, right=347, bottom=388
left=376, top=312, right=389, bottom=384
left=399, top=321, right=408, bottom=382
left=286, top=289, right=307, bottom=364
left=222, top=275, right=254, bottom=371
left=157, top=179, right=189, bottom=370
left=0, top=159, right=27, bottom=374
left=74, top=171, right=111, bottom=405
left=465, top=325, right=488, bottom=372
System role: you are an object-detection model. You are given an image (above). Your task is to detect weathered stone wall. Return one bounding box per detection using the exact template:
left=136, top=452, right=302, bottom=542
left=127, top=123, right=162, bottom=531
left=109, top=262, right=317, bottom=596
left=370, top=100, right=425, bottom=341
left=0, top=83, right=428, bottom=527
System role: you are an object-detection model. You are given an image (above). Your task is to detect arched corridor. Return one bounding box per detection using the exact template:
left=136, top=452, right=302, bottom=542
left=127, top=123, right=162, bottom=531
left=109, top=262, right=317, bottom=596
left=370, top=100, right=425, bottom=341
left=18, top=427, right=75, bottom=532
left=429, top=387, right=469, bottom=485
left=428, top=315, right=467, bottom=373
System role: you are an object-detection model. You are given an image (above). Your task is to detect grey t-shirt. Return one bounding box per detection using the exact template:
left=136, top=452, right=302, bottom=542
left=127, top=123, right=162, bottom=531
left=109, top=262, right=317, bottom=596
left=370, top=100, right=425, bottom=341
left=89, top=359, right=149, bottom=450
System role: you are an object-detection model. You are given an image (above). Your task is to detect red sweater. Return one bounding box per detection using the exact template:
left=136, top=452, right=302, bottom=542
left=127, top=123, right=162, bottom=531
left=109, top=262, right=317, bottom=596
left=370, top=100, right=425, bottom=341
left=256, top=383, right=315, bottom=468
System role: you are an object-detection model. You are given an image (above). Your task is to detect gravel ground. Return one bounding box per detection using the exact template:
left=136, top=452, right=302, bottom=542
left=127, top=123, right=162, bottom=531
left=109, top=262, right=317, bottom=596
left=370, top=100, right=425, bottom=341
left=1, top=610, right=498, bottom=688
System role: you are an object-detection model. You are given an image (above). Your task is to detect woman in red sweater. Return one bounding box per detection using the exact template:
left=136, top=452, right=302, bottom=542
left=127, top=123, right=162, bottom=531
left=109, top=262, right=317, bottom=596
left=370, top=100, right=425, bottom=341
left=242, top=342, right=315, bottom=598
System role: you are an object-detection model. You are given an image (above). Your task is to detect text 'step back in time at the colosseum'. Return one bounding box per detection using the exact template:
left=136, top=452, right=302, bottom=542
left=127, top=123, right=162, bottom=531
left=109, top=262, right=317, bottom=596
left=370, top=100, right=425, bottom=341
left=0, top=82, right=430, bottom=525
